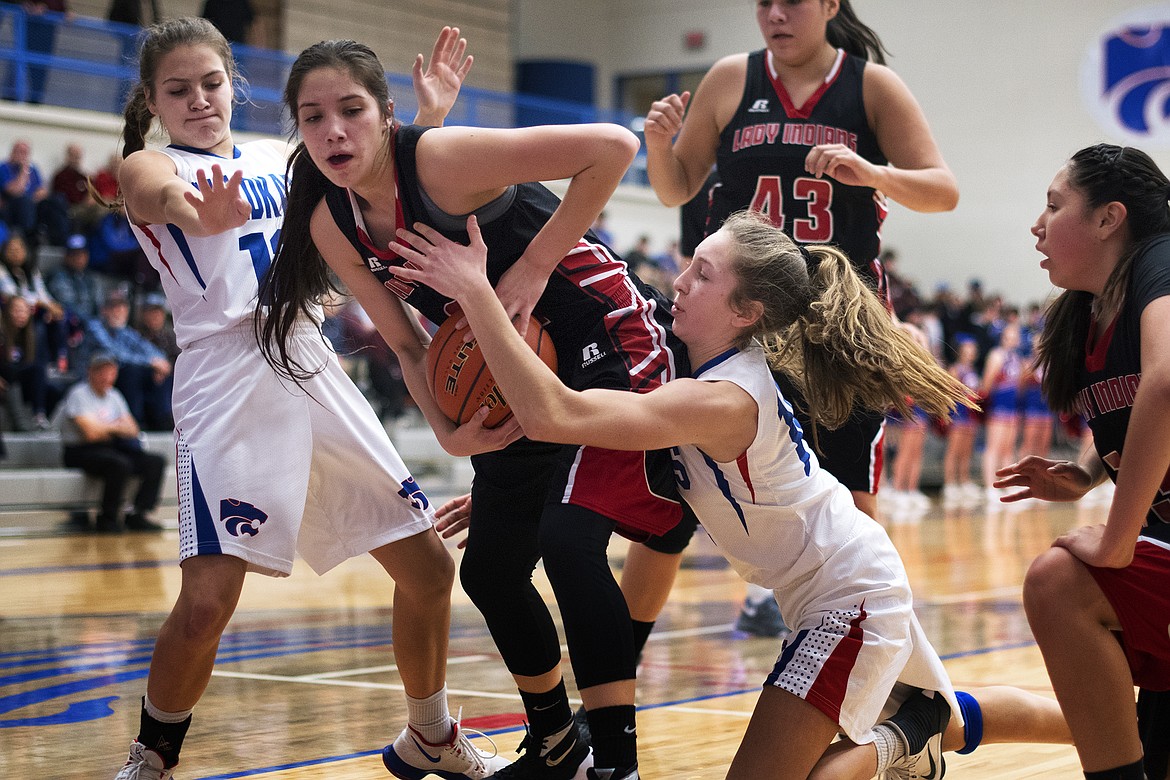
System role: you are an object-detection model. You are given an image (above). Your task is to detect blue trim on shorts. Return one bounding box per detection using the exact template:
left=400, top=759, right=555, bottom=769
left=190, top=458, right=221, bottom=555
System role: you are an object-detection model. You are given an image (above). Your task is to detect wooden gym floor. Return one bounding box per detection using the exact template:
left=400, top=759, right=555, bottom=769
left=0, top=491, right=1102, bottom=778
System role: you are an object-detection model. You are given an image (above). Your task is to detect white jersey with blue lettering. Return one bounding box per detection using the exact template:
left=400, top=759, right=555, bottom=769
left=126, top=140, right=434, bottom=578
left=673, top=346, right=958, bottom=742
left=130, top=140, right=307, bottom=349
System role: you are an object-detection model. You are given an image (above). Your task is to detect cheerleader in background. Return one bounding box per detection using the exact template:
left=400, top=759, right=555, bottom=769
left=980, top=322, right=1024, bottom=504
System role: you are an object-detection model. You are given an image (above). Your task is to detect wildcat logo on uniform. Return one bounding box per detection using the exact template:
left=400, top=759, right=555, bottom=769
left=1081, top=9, right=1170, bottom=147
left=221, top=498, right=268, bottom=537
left=398, top=477, right=430, bottom=511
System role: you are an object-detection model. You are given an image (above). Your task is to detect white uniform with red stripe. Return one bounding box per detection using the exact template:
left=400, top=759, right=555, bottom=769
left=128, top=142, right=434, bottom=577
left=673, top=346, right=958, bottom=742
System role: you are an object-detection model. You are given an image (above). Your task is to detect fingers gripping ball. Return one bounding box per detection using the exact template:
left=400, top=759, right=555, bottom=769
left=426, top=314, right=557, bottom=428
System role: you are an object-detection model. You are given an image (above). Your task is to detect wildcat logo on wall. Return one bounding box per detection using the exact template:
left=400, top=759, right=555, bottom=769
left=1082, top=4, right=1170, bottom=147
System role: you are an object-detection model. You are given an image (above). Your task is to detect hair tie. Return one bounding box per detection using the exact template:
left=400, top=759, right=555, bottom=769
left=797, top=243, right=814, bottom=264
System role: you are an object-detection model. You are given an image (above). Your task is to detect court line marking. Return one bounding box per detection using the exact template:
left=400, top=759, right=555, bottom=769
left=192, top=637, right=1045, bottom=778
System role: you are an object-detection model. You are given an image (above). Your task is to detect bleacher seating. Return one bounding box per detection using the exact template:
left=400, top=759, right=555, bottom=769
left=0, top=430, right=177, bottom=512
left=0, top=422, right=473, bottom=532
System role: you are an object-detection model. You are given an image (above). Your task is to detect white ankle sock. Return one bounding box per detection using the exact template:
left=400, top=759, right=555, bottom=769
left=871, top=723, right=907, bottom=773
left=143, top=695, right=192, bottom=724
left=407, top=685, right=452, bottom=744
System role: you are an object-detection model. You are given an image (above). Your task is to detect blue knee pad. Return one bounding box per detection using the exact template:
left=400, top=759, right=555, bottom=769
left=955, top=690, right=983, bottom=755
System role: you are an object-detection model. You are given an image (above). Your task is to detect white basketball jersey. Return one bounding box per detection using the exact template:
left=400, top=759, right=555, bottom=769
left=130, top=141, right=294, bottom=349
left=674, top=347, right=872, bottom=601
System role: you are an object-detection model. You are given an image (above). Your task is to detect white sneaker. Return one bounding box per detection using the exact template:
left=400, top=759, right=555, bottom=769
left=383, top=721, right=511, bottom=779
left=114, top=742, right=173, bottom=780
left=941, top=484, right=962, bottom=507
left=906, top=490, right=931, bottom=509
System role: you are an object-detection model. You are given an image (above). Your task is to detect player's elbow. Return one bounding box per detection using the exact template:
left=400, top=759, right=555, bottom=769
left=598, top=123, right=640, bottom=167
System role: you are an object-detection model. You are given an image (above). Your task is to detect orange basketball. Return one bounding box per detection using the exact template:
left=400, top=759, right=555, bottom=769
left=426, top=312, right=558, bottom=429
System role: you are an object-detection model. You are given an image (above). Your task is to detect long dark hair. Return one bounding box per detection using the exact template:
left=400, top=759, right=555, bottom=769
left=827, top=0, right=889, bottom=65
left=1036, top=144, right=1170, bottom=413
left=256, top=40, right=397, bottom=381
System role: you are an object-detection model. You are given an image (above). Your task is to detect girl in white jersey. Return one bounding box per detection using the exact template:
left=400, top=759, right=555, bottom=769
left=110, top=18, right=513, bottom=780
left=386, top=209, right=1076, bottom=779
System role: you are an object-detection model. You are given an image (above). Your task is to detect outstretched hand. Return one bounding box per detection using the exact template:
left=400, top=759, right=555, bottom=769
left=388, top=215, right=491, bottom=302
left=413, top=26, right=474, bottom=125
left=994, top=455, right=1096, bottom=503
left=434, top=493, right=472, bottom=549
left=184, top=164, right=250, bottom=236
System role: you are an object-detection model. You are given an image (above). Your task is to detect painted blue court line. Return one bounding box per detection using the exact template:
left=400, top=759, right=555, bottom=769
left=0, top=559, right=176, bottom=576
left=186, top=637, right=1042, bottom=778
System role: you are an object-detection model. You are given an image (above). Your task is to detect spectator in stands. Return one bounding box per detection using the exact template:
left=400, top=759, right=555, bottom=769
left=107, top=0, right=159, bottom=107
left=590, top=209, right=615, bottom=248
left=87, top=210, right=157, bottom=291
left=0, top=231, right=61, bottom=317
left=335, top=299, right=409, bottom=424
left=91, top=153, right=121, bottom=204
left=107, top=0, right=158, bottom=27
left=0, top=0, right=71, bottom=104
left=136, top=292, right=179, bottom=364
left=1, top=295, right=41, bottom=431
left=652, top=238, right=680, bottom=277
left=624, top=233, right=653, bottom=269
left=54, top=351, right=165, bottom=533
left=84, top=288, right=172, bottom=430
left=200, top=0, right=254, bottom=44
left=0, top=138, right=69, bottom=245
left=0, top=230, right=66, bottom=410
left=47, top=233, right=102, bottom=320
left=51, top=143, right=103, bottom=233
left=47, top=233, right=103, bottom=367
left=882, top=247, right=922, bottom=321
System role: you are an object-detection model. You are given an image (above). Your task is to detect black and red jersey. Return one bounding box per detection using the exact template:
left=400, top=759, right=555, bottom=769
left=322, top=123, right=686, bottom=393
left=1075, top=233, right=1170, bottom=541
left=711, top=48, right=888, bottom=289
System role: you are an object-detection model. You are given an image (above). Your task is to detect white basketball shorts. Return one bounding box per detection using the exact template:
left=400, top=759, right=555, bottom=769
left=170, top=322, right=434, bottom=577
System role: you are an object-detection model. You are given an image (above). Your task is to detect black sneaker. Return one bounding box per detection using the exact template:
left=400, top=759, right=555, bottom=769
left=882, top=689, right=951, bottom=780
left=63, top=510, right=91, bottom=533
left=487, top=721, right=593, bottom=779
left=734, top=596, right=788, bottom=638
left=95, top=514, right=122, bottom=534
left=125, top=513, right=165, bottom=532
left=572, top=706, right=591, bottom=748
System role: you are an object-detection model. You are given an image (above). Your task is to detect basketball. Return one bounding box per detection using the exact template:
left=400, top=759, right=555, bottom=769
left=426, top=312, right=557, bottom=428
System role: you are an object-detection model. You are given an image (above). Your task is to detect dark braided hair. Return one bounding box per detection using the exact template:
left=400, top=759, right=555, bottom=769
left=1036, top=144, right=1170, bottom=412
left=827, top=0, right=889, bottom=64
